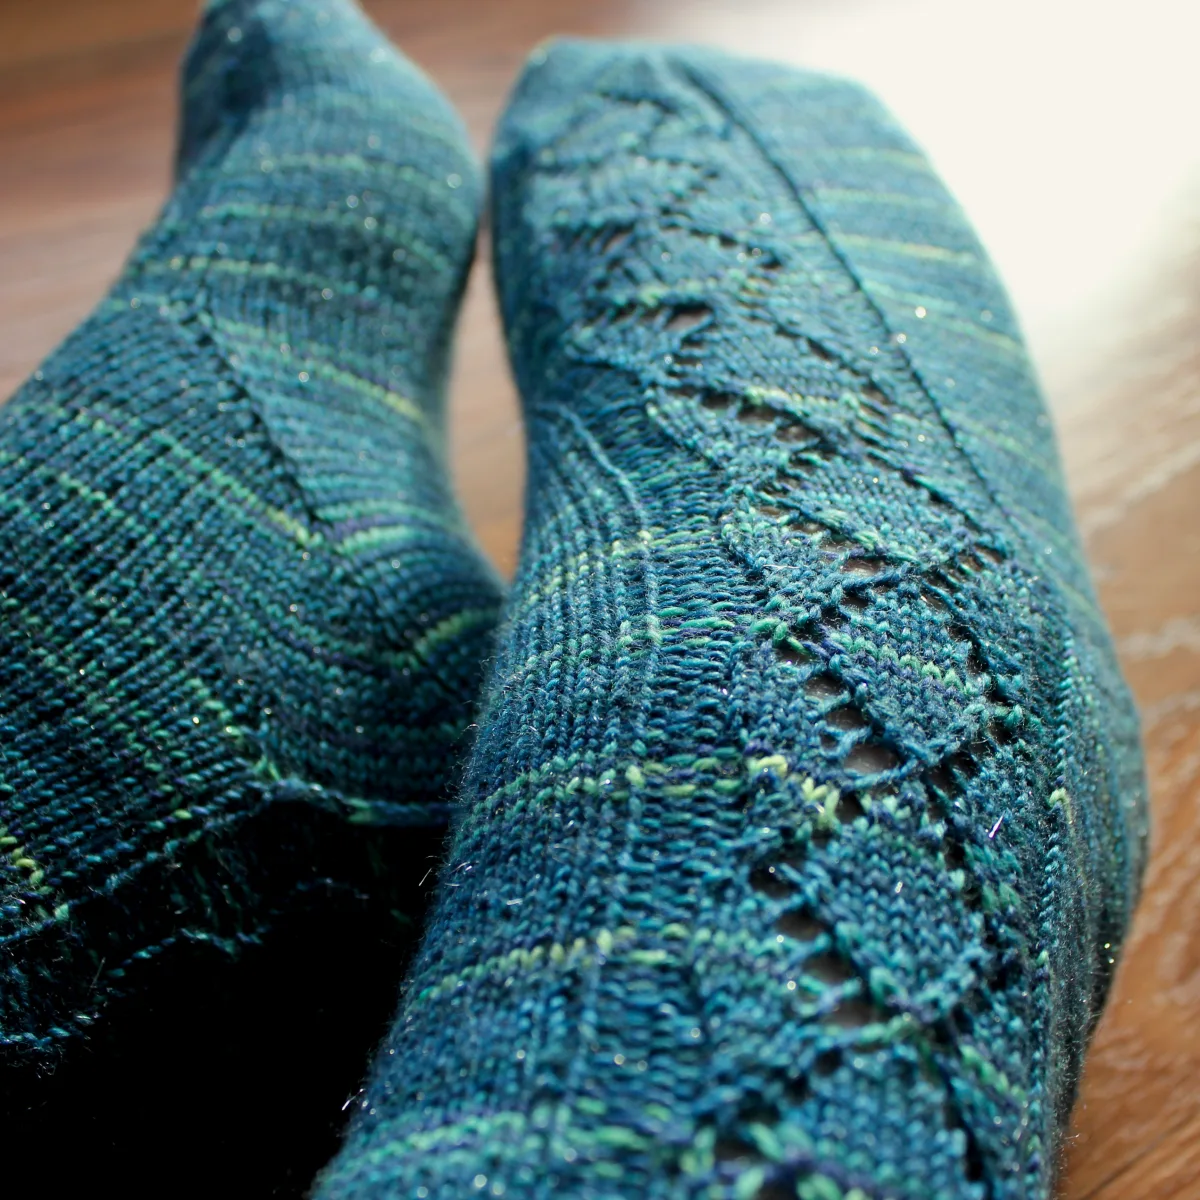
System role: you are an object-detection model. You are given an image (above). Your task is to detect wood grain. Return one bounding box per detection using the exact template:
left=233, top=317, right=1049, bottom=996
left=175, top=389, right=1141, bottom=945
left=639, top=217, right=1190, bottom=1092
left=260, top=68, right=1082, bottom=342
left=1, top=2, right=1197, bottom=1195
left=1055, top=232, right=1200, bottom=1199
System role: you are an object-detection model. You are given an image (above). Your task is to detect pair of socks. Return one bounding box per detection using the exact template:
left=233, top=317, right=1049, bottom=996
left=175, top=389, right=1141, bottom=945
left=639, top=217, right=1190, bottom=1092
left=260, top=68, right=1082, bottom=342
left=0, top=2, right=1145, bottom=1197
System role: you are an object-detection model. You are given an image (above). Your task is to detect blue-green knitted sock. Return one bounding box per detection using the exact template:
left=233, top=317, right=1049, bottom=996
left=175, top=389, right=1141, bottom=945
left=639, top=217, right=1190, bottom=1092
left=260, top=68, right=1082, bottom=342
left=1, top=0, right=498, bottom=1182
left=316, top=41, right=1147, bottom=1200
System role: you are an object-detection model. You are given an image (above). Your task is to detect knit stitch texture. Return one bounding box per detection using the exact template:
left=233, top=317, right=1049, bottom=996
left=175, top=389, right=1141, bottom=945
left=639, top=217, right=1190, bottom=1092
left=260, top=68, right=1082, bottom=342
left=317, top=41, right=1147, bottom=1200
left=0, top=0, right=499, bottom=1160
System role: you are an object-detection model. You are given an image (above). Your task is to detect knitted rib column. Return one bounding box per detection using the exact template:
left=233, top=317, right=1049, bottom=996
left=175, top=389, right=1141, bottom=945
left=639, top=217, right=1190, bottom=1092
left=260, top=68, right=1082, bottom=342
left=318, top=42, right=1146, bottom=1200
left=0, top=0, right=499, bottom=1185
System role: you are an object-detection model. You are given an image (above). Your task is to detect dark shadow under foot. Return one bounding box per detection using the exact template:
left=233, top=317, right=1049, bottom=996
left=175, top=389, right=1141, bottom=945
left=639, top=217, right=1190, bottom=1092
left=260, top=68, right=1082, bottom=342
left=2, top=810, right=445, bottom=1198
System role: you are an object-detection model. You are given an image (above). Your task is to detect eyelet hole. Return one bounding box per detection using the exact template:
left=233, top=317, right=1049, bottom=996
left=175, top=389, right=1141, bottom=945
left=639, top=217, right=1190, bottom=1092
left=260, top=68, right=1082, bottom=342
left=751, top=865, right=794, bottom=900
left=601, top=227, right=631, bottom=254
left=666, top=304, right=711, bottom=334
left=775, top=421, right=817, bottom=444
left=843, top=741, right=899, bottom=775
left=837, top=792, right=867, bottom=824
left=737, top=404, right=777, bottom=426
left=805, top=952, right=856, bottom=987
left=804, top=673, right=844, bottom=701
left=826, top=995, right=888, bottom=1029
left=714, top=1136, right=759, bottom=1163
left=825, top=704, right=870, bottom=734
left=926, top=764, right=955, bottom=796
left=776, top=911, right=823, bottom=941
left=813, top=1049, right=841, bottom=1077
left=839, top=557, right=884, bottom=577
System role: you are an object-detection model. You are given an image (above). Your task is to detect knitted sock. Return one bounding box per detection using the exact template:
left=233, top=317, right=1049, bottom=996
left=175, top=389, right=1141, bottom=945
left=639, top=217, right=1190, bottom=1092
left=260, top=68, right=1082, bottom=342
left=316, top=42, right=1147, bottom=1200
left=0, top=0, right=499, bottom=1186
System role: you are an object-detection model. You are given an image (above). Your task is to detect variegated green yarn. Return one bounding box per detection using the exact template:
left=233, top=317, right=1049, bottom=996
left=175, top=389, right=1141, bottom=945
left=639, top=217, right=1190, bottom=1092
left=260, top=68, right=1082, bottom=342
left=318, top=41, right=1146, bottom=1200
left=1, top=0, right=499, bottom=1185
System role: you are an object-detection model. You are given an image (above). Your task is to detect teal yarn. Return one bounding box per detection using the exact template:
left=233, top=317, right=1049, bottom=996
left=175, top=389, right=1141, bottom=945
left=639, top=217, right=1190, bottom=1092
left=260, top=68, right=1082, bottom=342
left=0, top=0, right=498, bottom=1184
left=317, top=42, right=1147, bottom=1200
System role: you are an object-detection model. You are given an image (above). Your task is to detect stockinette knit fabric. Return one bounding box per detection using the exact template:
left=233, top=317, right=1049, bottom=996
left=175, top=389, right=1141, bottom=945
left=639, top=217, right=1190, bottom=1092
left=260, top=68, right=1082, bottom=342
left=0, top=0, right=499, bottom=1178
left=317, top=42, right=1147, bottom=1200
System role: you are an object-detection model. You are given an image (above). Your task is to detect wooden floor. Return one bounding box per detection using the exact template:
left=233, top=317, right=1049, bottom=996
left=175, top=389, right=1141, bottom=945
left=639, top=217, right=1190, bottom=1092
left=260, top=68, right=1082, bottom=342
left=2, top=1, right=1199, bottom=1195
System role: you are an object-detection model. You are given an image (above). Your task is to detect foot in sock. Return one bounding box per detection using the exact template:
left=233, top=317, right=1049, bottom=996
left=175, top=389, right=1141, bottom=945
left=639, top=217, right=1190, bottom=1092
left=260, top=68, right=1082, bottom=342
left=0, top=0, right=499, bottom=1183
left=317, top=41, right=1147, bottom=1200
